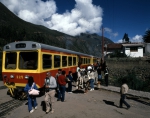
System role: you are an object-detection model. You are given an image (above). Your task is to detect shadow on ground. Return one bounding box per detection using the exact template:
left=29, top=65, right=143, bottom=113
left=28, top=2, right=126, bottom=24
left=103, top=100, right=118, bottom=108
left=72, top=89, right=85, bottom=94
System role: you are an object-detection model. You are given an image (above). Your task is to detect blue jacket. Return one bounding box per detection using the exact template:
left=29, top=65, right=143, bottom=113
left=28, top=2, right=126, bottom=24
left=68, top=75, right=73, bottom=82
left=24, top=83, right=38, bottom=93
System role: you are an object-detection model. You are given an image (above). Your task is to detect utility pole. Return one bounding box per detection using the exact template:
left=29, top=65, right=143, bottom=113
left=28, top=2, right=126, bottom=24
left=101, top=26, right=104, bottom=61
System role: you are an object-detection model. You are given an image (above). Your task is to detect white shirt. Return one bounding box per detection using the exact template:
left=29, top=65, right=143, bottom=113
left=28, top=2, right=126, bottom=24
left=87, top=66, right=92, bottom=70
left=87, top=71, right=94, bottom=80
left=76, top=67, right=80, bottom=72
left=120, top=83, right=129, bottom=94
left=45, top=76, right=57, bottom=88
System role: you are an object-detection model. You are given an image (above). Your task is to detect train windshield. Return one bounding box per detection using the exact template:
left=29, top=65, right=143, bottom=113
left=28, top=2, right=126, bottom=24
left=5, top=52, right=17, bottom=69
left=5, top=51, right=38, bottom=70
left=19, top=51, right=38, bottom=70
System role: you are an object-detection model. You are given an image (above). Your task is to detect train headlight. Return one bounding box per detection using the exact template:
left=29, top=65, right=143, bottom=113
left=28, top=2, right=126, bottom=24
left=25, top=75, right=29, bottom=79
left=3, top=75, right=7, bottom=79
left=10, top=75, right=14, bottom=79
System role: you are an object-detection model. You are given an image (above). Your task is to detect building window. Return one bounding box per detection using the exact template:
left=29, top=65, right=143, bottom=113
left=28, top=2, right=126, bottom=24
left=130, top=47, right=138, bottom=52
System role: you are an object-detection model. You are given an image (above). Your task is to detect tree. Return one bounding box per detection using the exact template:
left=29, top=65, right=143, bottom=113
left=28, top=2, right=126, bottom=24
left=122, top=33, right=130, bottom=43
left=143, top=29, right=150, bottom=43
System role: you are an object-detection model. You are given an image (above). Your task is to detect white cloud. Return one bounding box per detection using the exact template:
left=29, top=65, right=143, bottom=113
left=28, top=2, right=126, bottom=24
left=116, top=34, right=143, bottom=43
left=18, top=10, right=40, bottom=23
left=117, top=39, right=123, bottom=43
left=130, top=35, right=143, bottom=42
left=104, top=27, right=118, bottom=38
left=0, top=0, right=103, bottom=36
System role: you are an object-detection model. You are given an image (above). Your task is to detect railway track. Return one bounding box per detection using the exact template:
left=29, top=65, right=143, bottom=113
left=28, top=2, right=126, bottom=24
left=0, top=99, right=26, bottom=117
left=126, top=94, right=150, bottom=106
left=0, top=86, right=7, bottom=90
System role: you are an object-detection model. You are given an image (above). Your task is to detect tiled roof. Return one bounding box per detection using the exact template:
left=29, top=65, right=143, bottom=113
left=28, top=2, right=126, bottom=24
left=107, top=43, right=144, bottom=49
left=122, top=43, right=144, bottom=47
left=107, top=43, right=122, bottom=49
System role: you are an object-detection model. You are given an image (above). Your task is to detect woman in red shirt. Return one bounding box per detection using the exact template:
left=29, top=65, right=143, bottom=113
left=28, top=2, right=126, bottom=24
left=57, top=70, right=67, bottom=102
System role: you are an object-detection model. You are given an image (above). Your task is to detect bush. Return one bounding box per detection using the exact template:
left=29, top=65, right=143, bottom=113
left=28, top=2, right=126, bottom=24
left=111, top=71, right=150, bottom=92
left=110, top=50, right=127, bottom=58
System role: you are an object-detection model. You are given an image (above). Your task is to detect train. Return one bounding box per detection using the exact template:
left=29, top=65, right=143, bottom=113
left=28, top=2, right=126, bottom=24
left=2, top=41, right=100, bottom=99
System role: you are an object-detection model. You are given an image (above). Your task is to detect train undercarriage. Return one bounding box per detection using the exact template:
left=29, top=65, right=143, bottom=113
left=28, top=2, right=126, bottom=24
left=5, top=82, right=45, bottom=100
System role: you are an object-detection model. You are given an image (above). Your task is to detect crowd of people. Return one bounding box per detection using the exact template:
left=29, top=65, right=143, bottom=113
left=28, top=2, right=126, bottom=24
left=24, top=62, right=130, bottom=114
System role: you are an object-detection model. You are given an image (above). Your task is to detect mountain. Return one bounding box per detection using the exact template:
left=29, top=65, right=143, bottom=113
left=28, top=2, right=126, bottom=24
left=74, top=33, right=113, bottom=56
left=0, top=2, right=113, bottom=57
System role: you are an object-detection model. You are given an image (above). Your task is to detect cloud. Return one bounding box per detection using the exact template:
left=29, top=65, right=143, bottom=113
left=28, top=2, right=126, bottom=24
left=104, top=27, right=118, bottom=38
left=116, top=34, right=143, bottom=43
left=116, top=39, right=123, bottom=43
left=130, top=35, right=143, bottom=42
left=0, top=0, right=103, bottom=36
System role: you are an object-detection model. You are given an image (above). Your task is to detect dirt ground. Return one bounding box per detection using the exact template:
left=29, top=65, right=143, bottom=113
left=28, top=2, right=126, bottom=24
left=1, top=85, right=150, bottom=118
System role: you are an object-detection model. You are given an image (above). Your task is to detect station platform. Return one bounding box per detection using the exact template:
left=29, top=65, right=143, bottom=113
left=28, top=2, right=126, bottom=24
left=2, top=83, right=150, bottom=118
left=0, top=80, right=4, bottom=87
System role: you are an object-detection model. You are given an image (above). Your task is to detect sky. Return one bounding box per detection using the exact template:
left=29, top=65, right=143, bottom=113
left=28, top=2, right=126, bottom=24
left=0, top=0, right=150, bottom=43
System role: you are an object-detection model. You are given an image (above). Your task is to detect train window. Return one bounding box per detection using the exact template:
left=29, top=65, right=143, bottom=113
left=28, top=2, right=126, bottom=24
left=80, top=58, right=83, bottom=64
left=16, top=43, right=26, bottom=48
left=19, top=52, right=38, bottom=70
left=85, top=58, right=87, bottom=64
left=5, top=52, right=17, bottom=69
left=82, top=58, right=84, bottom=64
left=87, top=59, right=90, bottom=64
left=68, top=56, right=72, bottom=66
left=54, top=55, right=60, bottom=68
left=77, top=56, right=79, bottom=62
left=93, top=59, right=97, bottom=63
left=73, top=57, right=76, bottom=65
left=62, top=56, right=67, bottom=67
left=43, top=54, right=52, bottom=69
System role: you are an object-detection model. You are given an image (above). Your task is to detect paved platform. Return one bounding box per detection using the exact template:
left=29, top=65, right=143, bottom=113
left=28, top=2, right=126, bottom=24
left=0, top=80, right=4, bottom=87
left=2, top=85, right=150, bottom=118
left=0, top=81, right=150, bottom=118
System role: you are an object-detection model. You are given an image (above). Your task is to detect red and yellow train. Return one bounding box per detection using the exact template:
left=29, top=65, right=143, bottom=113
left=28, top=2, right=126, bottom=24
left=2, top=41, right=99, bottom=99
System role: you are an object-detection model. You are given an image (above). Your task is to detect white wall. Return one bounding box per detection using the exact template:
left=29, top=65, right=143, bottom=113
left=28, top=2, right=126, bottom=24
left=125, top=47, right=143, bottom=57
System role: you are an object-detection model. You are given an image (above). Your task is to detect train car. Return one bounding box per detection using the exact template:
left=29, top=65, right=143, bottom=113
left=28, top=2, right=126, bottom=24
left=2, top=41, right=99, bottom=99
